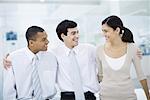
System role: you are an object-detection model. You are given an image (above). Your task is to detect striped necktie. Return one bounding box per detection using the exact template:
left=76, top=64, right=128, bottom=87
left=69, top=50, right=85, bottom=100
left=32, top=56, right=42, bottom=100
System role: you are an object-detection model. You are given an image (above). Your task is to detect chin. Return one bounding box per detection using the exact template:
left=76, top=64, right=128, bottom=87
left=74, top=44, right=78, bottom=47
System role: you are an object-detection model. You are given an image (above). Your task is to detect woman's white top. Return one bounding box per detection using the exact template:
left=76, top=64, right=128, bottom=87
left=104, top=53, right=127, bottom=71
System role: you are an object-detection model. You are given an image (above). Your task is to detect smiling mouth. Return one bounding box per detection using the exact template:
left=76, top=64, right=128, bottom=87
left=74, top=40, right=78, bottom=43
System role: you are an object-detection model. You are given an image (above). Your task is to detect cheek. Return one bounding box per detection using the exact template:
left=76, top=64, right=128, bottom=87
left=108, top=32, right=114, bottom=37
left=105, top=32, right=111, bottom=37
left=67, top=36, right=73, bottom=42
left=38, top=42, right=44, bottom=47
left=111, top=34, right=117, bottom=40
left=71, top=36, right=77, bottom=41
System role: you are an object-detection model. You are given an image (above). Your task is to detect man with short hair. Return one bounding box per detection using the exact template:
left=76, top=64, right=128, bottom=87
left=54, top=20, right=100, bottom=100
left=3, top=26, right=57, bottom=100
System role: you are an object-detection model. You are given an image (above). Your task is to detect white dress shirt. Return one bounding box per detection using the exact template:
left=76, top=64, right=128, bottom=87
left=53, top=43, right=100, bottom=93
left=3, top=47, right=58, bottom=100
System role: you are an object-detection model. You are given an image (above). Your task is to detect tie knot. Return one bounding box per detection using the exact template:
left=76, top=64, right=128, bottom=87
left=69, top=50, right=76, bottom=56
left=32, top=55, right=39, bottom=65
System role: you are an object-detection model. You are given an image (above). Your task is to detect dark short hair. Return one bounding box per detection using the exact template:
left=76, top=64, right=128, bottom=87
left=25, top=26, right=45, bottom=45
left=102, top=15, right=134, bottom=43
left=56, top=20, right=77, bottom=41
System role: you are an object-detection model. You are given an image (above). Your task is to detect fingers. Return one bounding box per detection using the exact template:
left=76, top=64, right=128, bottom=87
left=3, top=58, right=8, bottom=70
left=3, top=53, right=12, bottom=70
left=3, top=58, right=11, bottom=70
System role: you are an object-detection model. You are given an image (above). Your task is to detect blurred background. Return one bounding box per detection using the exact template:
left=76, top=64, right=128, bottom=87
left=0, top=0, right=150, bottom=99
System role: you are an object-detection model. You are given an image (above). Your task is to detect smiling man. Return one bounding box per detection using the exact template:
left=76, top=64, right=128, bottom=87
left=53, top=20, right=100, bottom=100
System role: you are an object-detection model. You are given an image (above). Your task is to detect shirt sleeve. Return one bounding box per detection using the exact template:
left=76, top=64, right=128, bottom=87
left=96, top=46, right=103, bottom=82
left=131, top=43, right=146, bottom=81
left=3, top=56, right=17, bottom=100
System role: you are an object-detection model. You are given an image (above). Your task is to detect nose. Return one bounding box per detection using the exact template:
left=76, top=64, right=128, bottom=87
left=76, top=33, right=79, bottom=38
left=46, top=39, right=49, bottom=44
left=102, top=31, right=107, bottom=37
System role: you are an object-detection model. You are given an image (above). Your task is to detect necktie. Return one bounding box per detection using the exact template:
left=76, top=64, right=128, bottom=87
left=69, top=50, right=85, bottom=100
left=32, top=56, right=42, bottom=100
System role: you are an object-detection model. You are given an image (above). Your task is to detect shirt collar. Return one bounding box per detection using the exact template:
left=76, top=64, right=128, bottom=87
left=73, top=45, right=79, bottom=55
left=25, top=47, right=37, bottom=61
left=62, top=44, right=78, bottom=56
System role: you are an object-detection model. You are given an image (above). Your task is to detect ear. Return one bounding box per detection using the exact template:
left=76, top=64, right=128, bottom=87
left=116, top=27, right=121, bottom=34
left=61, top=33, right=65, bottom=40
left=29, top=40, right=34, bottom=46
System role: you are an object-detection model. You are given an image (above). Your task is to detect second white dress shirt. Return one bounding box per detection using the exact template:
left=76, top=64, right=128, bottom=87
left=53, top=43, right=100, bottom=93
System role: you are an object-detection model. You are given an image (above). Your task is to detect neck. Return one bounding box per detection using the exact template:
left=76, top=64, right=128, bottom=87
left=64, top=43, right=75, bottom=49
left=110, top=37, right=124, bottom=47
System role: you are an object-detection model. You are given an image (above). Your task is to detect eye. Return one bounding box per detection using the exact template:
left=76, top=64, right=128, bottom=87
left=102, top=29, right=107, bottom=33
left=71, top=31, right=77, bottom=35
left=42, top=38, right=46, bottom=41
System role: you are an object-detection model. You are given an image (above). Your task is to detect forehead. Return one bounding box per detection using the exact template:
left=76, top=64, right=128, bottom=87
left=102, top=24, right=111, bottom=30
left=36, top=31, right=47, bottom=38
left=67, top=27, right=78, bottom=32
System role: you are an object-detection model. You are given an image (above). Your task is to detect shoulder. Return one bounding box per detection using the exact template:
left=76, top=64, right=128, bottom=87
left=78, top=43, right=97, bottom=56
left=77, top=43, right=96, bottom=51
left=9, top=48, right=26, bottom=57
left=96, top=44, right=104, bottom=53
left=38, top=50, right=57, bottom=61
left=8, top=48, right=28, bottom=63
left=51, top=45, right=64, bottom=55
left=127, top=43, right=139, bottom=58
left=128, top=43, right=138, bottom=51
left=79, top=43, right=96, bottom=47
left=38, top=51, right=58, bottom=69
left=95, top=44, right=104, bottom=60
